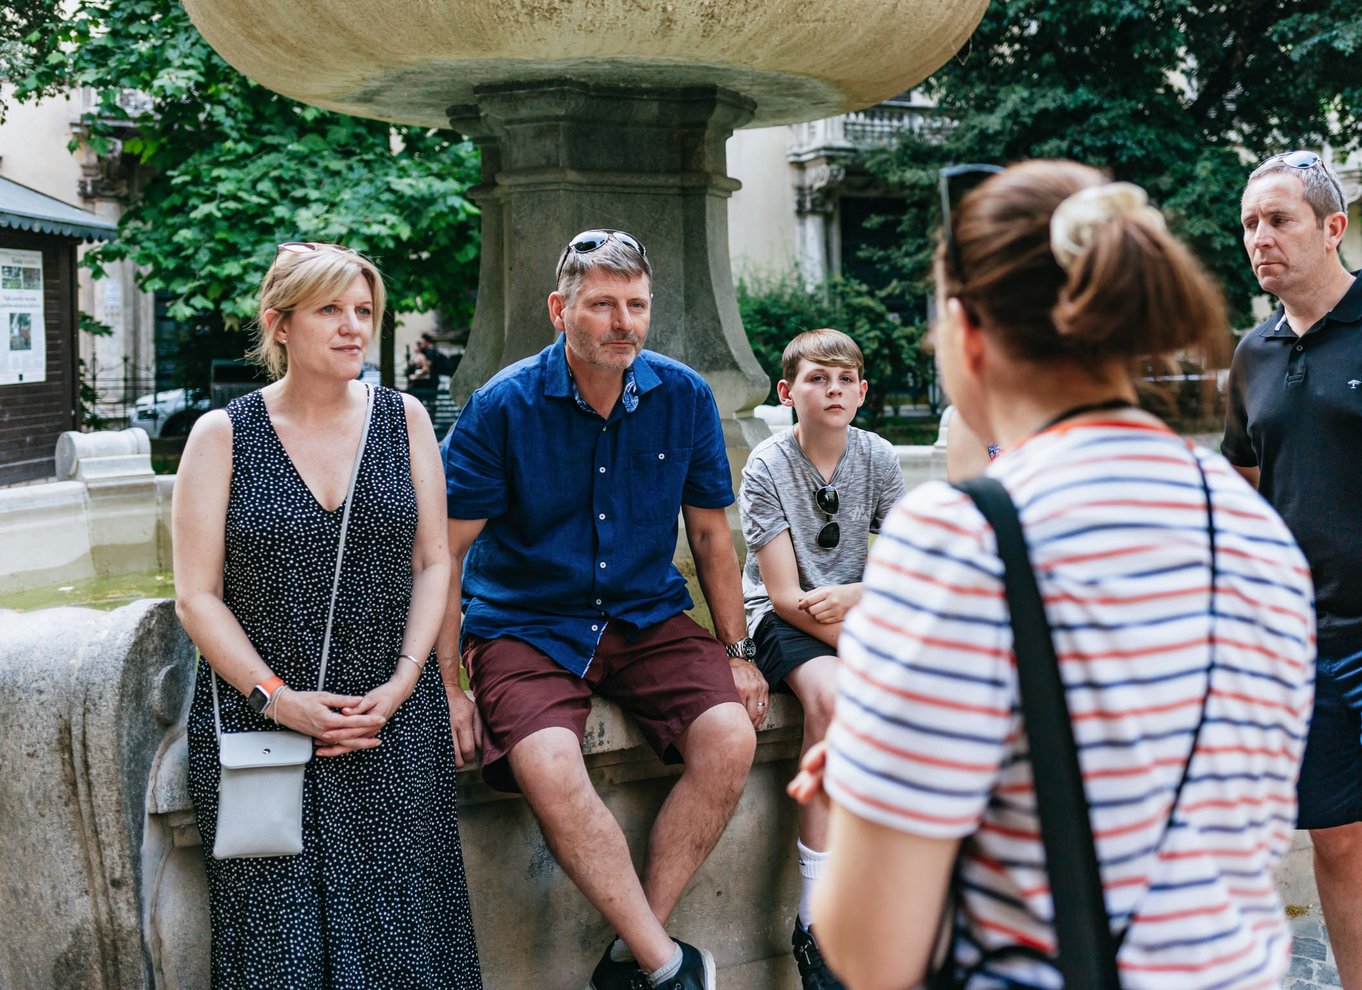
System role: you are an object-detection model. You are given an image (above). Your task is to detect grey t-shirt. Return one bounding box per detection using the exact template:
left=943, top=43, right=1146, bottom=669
left=740, top=426, right=907, bottom=636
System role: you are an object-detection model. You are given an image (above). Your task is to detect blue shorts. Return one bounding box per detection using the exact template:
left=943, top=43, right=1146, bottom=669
left=1297, top=641, right=1362, bottom=830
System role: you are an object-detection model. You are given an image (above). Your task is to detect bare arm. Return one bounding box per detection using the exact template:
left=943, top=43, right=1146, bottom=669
left=813, top=802, right=960, bottom=990
left=343, top=397, right=452, bottom=725
left=172, top=411, right=383, bottom=754
left=1232, top=464, right=1260, bottom=489
left=435, top=515, right=488, bottom=765
left=753, top=530, right=844, bottom=649
left=682, top=503, right=768, bottom=726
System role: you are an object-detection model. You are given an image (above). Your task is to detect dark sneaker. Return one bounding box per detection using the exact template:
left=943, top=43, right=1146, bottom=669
left=651, top=939, right=715, bottom=990
left=792, top=919, right=845, bottom=990
left=587, top=941, right=645, bottom=990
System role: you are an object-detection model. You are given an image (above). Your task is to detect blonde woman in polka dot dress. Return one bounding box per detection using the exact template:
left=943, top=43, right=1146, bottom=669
left=173, top=244, right=482, bottom=988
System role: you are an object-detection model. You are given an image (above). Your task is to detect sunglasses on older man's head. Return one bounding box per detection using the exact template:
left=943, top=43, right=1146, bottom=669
left=555, top=229, right=648, bottom=280
left=1267, top=151, right=1348, bottom=213
left=938, top=164, right=1004, bottom=279
left=815, top=484, right=841, bottom=549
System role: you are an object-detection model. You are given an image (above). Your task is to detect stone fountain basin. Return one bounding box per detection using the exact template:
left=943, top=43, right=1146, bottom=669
left=181, top=0, right=990, bottom=127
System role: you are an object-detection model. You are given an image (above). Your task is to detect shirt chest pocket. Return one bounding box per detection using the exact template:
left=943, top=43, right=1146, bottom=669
left=630, top=447, right=691, bottom=523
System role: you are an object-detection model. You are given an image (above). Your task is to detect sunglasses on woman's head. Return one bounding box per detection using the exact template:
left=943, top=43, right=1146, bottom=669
left=815, top=484, right=841, bottom=549
left=939, top=164, right=1003, bottom=279
left=555, top=229, right=647, bottom=280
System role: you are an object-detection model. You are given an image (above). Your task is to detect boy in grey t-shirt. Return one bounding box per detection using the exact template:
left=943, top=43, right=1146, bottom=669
left=738, top=329, right=905, bottom=989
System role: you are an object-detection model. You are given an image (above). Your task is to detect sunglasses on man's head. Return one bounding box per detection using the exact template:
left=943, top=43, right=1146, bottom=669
left=555, top=229, right=648, bottom=280
left=277, top=242, right=358, bottom=257
left=815, top=484, right=840, bottom=550
left=938, top=164, right=1004, bottom=279
left=1267, top=151, right=1348, bottom=214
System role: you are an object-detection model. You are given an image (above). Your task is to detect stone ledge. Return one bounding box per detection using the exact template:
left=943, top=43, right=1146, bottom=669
left=149, top=689, right=807, bottom=836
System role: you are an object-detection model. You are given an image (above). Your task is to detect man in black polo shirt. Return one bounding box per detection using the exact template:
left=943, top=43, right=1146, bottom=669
left=1225, top=150, right=1361, bottom=985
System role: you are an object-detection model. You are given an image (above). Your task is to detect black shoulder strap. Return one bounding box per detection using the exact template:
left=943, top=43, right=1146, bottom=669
left=953, top=476, right=1121, bottom=989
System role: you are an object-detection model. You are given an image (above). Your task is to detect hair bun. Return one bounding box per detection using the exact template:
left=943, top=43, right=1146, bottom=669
left=1049, top=182, right=1166, bottom=272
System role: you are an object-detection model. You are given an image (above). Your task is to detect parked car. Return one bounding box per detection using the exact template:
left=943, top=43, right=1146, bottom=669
left=128, top=388, right=209, bottom=438
left=130, top=361, right=382, bottom=439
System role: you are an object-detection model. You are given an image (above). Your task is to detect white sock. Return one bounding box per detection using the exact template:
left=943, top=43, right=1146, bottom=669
left=797, top=838, right=830, bottom=928
left=647, top=942, right=683, bottom=985
left=609, top=938, right=635, bottom=963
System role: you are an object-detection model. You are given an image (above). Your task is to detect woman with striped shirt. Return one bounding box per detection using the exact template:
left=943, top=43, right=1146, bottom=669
left=798, top=160, right=1315, bottom=989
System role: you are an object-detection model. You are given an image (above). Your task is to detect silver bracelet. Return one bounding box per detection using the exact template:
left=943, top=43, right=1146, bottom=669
left=398, top=653, right=425, bottom=672
left=262, top=685, right=286, bottom=722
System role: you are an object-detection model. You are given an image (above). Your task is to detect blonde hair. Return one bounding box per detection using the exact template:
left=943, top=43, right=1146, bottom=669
left=781, top=328, right=865, bottom=384
left=248, top=246, right=387, bottom=380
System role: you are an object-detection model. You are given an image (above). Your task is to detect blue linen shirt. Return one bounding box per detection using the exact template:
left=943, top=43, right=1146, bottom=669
left=442, top=335, right=734, bottom=675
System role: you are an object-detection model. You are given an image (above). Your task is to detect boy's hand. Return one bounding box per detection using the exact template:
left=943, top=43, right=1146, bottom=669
left=797, top=584, right=861, bottom=624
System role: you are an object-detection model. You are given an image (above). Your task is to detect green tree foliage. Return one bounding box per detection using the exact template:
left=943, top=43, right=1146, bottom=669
left=862, top=0, right=1362, bottom=329
left=5, top=0, right=479, bottom=338
left=737, top=275, right=932, bottom=426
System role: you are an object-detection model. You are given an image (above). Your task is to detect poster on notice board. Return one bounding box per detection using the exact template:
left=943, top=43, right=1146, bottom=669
left=0, top=247, right=45, bottom=385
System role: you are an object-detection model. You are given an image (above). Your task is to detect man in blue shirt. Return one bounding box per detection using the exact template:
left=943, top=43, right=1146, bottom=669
left=437, top=229, right=766, bottom=990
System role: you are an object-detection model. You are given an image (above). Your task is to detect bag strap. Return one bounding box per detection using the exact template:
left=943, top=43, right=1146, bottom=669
left=953, top=476, right=1121, bottom=989
left=213, top=384, right=375, bottom=742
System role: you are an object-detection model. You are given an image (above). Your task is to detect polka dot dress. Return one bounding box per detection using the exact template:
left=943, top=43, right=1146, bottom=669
left=186, top=386, right=483, bottom=989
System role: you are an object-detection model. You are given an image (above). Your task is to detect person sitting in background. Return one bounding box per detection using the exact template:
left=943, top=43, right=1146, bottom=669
left=417, top=332, right=456, bottom=377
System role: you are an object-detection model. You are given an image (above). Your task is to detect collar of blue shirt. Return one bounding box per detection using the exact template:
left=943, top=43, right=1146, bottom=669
left=542, top=333, right=663, bottom=415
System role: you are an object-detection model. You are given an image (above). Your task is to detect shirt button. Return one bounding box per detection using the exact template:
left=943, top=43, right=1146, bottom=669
left=595, top=598, right=603, bottom=605
left=599, top=561, right=607, bottom=569
left=658, top=452, right=665, bottom=460
left=591, top=624, right=599, bottom=632
left=1294, top=344, right=1304, bottom=352
left=598, top=513, right=606, bottom=520
left=599, top=466, right=606, bottom=473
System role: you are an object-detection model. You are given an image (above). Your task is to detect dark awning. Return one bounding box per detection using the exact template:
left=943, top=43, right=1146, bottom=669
left=0, top=176, right=117, bottom=242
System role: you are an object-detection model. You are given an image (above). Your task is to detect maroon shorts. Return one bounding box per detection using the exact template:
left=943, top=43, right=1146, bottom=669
left=464, top=613, right=741, bottom=792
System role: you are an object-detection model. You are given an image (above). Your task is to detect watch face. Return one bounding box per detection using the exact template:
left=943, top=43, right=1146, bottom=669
left=248, top=685, right=270, bottom=714
left=742, top=638, right=757, bottom=659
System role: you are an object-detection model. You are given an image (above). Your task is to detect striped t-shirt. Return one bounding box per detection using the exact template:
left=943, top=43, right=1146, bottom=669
left=824, top=420, right=1315, bottom=989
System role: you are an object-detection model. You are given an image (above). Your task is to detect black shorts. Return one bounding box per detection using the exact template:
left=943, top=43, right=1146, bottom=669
left=752, top=611, right=838, bottom=692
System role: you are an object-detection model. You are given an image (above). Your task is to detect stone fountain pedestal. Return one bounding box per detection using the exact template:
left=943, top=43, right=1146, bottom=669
left=448, top=79, right=771, bottom=476
left=180, top=0, right=991, bottom=465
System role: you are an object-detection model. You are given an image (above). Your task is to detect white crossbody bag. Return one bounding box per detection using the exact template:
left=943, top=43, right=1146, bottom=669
left=210, top=385, right=373, bottom=859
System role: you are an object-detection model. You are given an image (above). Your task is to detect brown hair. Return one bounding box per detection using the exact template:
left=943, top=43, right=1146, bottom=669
left=249, top=245, right=387, bottom=380
left=938, top=160, right=1227, bottom=369
left=781, top=328, right=865, bottom=383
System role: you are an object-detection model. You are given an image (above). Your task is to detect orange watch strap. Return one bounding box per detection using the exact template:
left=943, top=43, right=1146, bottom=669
left=260, top=675, right=286, bottom=696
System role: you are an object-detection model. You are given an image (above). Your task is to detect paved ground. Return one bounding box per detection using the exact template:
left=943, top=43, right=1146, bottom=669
left=1279, top=832, right=1343, bottom=990
left=1288, top=908, right=1341, bottom=990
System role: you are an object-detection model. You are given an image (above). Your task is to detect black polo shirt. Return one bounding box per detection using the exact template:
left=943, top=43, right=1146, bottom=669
left=1222, top=271, right=1362, bottom=649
